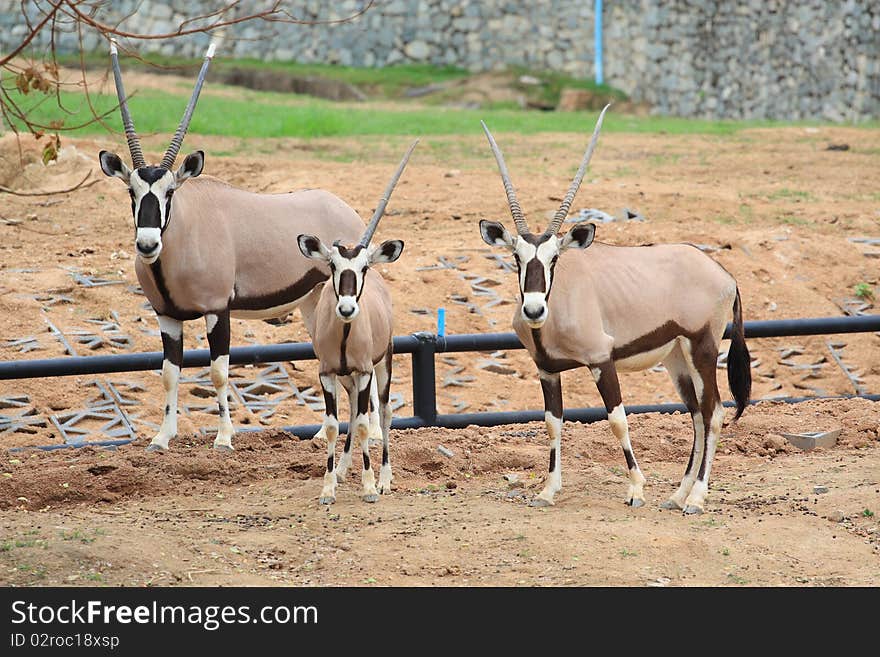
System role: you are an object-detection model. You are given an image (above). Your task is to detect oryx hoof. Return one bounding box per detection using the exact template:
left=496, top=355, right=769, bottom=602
left=362, top=493, right=379, bottom=503
left=660, top=499, right=683, bottom=510
left=145, top=443, right=166, bottom=452
left=683, top=505, right=704, bottom=515
left=214, top=444, right=234, bottom=453
left=319, top=496, right=336, bottom=505
left=529, top=497, right=553, bottom=508
left=628, top=498, right=645, bottom=508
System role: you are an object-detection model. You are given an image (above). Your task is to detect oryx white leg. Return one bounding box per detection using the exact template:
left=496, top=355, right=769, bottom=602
left=592, top=362, right=646, bottom=507
left=684, top=402, right=723, bottom=514
left=147, top=315, right=183, bottom=451
left=335, top=376, right=355, bottom=482
left=313, top=379, right=345, bottom=441
left=531, top=370, right=563, bottom=507
left=206, top=310, right=234, bottom=451
left=375, top=347, right=393, bottom=494
left=352, top=371, right=378, bottom=502
left=660, top=344, right=704, bottom=510
left=318, top=373, right=340, bottom=504
left=368, top=374, right=382, bottom=443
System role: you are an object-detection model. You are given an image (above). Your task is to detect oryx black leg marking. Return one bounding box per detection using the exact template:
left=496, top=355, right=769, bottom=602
left=148, top=315, right=183, bottom=451
left=335, top=376, right=356, bottom=483
left=206, top=308, right=234, bottom=451
left=376, top=345, right=394, bottom=493
left=592, top=360, right=646, bottom=507
left=354, top=371, right=379, bottom=502
left=530, top=370, right=563, bottom=507
left=318, top=372, right=339, bottom=504
left=358, top=377, right=372, bottom=471
left=661, top=344, right=705, bottom=510
left=682, top=331, right=724, bottom=514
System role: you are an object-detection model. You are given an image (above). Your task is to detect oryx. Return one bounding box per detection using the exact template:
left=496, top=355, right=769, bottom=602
left=98, top=41, right=365, bottom=451
left=478, top=106, right=751, bottom=514
left=296, top=141, right=416, bottom=504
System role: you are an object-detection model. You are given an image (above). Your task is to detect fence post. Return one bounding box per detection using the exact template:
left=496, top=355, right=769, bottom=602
left=410, top=331, right=438, bottom=426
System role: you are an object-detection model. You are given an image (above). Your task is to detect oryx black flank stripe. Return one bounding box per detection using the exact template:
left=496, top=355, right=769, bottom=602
left=230, top=268, right=327, bottom=312
left=339, top=323, right=351, bottom=374
left=530, top=328, right=582, bottom=374
left=149, top=261, right=202, bottom=321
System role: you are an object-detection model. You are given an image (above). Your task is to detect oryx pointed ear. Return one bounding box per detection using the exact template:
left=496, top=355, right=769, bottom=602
left=99, top=150, right=130, bottom=182
left=370, top=239, right=404, bottom=264
left=174, top=151, right=205, bottom=185
left=297, top=234, right=330, bottom=261
left=479, top=219, right=514, bottom=249
left=560, top=222, right=596, bottom=251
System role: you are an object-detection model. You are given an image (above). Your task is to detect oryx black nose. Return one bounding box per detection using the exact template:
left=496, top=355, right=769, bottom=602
left=137, top=241, right=158, bottom=255
left=524, top=305, right=544, bottom=320
left=338, top=306, right=355, bottom=318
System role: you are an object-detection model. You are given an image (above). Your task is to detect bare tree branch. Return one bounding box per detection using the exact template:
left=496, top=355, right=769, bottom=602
left=0, top=170, right=98, bottom=196
left=0, top=0, right=376, bottom=186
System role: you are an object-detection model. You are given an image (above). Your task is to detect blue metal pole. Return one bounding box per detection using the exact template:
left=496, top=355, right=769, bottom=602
left=594, top=0, right=604, bottom=85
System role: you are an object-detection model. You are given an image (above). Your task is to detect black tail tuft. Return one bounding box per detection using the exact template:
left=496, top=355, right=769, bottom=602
left=726, top=287, right=751, bottom=421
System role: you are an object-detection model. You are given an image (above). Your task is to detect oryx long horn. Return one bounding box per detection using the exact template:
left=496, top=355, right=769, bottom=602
left=480, top=120, right=528, bottom=235
left=160, top=41, right=217, bottom=170
left=545, top=103, right=611, bottom=237
left=359, top=139, right=419, bottom=247
left=109, top=39, right=145, bottom=169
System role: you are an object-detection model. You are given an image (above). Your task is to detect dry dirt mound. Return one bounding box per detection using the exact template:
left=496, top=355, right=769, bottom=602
left=0, top=133, right=98, bottom=193
left=2, top=398, right=876, bottom=511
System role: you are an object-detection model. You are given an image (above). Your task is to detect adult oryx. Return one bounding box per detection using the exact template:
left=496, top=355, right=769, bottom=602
left=98, top=41, right=365, bottom=451
left=296, top=140, right=416, bottom=504
left=478, top=106, right=751, bottom=514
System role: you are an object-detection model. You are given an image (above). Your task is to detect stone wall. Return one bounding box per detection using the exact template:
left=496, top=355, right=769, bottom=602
left=1, top=0, right=877, bottom=120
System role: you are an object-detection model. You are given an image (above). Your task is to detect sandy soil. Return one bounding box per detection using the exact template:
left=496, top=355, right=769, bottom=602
left=1, top=93, right=879, bottom=585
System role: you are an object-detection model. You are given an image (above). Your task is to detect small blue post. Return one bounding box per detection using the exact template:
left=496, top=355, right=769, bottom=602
left=594, top=0, right=604, bottom=86
left=437, top=308, right=446, bottom=337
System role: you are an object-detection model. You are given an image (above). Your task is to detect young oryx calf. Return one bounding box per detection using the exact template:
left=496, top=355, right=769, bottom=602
left=478, top=106, right=751, bottom=514
left=297, top=141, right=417, bottom=504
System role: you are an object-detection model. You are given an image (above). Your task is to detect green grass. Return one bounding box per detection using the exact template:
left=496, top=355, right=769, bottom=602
left=767, top=188, right=816, bottom=202
left=10, top=85, right=794, bottom=140
left=58, top=53, right=471, bottom=98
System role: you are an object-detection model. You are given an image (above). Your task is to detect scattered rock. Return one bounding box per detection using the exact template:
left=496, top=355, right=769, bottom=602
left=813, top=485, right=829, bottom=494
left=827, top=509, right=845, bottom=523
left=437, top=445, right=454, bottom=458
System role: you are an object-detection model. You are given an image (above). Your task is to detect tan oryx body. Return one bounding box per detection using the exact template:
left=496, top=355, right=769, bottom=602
left=297, top=141, right=417, bottom=504
left=98, top=41, right=364, bottom=452
left=479, top=107, right=751, bottom=513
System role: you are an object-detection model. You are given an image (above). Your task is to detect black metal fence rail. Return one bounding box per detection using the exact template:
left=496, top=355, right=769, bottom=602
left=2, top=315, right=879, bottom=439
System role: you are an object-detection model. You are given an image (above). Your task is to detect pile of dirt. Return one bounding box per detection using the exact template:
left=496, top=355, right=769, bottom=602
left=2, top=398, right=876, bottom=512
left=0, top=133, right=98, bottom=193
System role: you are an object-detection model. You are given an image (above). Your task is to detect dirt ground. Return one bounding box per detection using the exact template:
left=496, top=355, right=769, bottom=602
left=1, top=76, right=879, bottom=585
